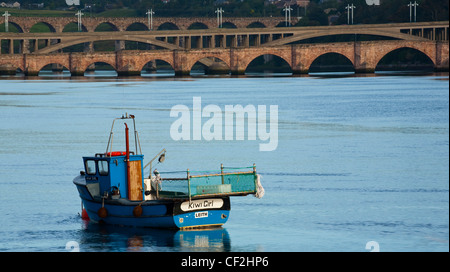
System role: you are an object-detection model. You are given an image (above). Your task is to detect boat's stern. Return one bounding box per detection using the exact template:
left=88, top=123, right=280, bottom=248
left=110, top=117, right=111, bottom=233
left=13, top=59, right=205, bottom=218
left=172, top=197, right=231, bottom=229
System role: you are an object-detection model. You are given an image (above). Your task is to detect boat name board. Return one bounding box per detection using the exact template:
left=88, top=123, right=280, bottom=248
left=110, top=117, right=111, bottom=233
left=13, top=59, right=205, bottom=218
left=180, top=199, right=224, bottom=212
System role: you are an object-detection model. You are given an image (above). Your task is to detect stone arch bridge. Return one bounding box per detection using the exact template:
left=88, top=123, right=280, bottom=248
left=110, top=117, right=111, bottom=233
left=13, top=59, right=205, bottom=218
left=0, top=40, right=447, bottom=76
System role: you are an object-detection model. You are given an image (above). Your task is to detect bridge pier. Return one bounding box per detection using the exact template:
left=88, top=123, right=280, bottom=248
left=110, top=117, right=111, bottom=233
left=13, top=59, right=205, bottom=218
left=70, top=70, right=85, bottom=77
left=117, top=70, right=141, bottom=76
left=24, top=70, right=39, bottom=76
left=354, top=63, right=376, bottom=73
left=0, top=64, right=17, bottom=75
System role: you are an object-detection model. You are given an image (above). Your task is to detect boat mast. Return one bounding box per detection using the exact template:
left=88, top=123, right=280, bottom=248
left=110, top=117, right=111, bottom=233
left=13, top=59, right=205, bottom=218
left=105, top=113, right=141, bottom=156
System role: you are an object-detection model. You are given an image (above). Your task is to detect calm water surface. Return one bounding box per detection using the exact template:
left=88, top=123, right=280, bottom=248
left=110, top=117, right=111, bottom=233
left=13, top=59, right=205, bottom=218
left=0, top=72, right=448, bottom=252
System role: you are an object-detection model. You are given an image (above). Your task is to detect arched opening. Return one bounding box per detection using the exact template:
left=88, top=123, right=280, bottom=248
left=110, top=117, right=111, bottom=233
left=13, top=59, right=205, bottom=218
left=190, top=57, right=230, bottom=76
left=84, top=62, right=117, bottom=77
left=126, top=23, right=149, bottom=31
left=29, top=22, right=56, bottom=33
left=247, top=22, right=266, bottom=28
left=38, top=63, right=71, bottom=77
left=94, top=23, right=120, bottom=52
left=375, top=47, right=434, bottom=72
left=309, top=53, right=354, bottom=74
left=275, top=21, right=291, bottom=27
left=158, top=22, right=179, bottom=31
left=245, top=54, right=292, bottom=76
left=141, top=60, right=175, bottom=77
left=221, top=22, right=237, bottom=29
left=62, top=22, right=87, bottom=32
left=188, top=22, right=209, bottom=30
left=94, top=22, right=119, bottom=32
left=0, top=22, right=23, bottom=32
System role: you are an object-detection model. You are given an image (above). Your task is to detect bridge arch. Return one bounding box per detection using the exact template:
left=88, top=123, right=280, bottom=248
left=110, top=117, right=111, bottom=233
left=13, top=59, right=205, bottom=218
left=373, top=44, right=436, bottom=71
left=186, top=55, right=231, bottom=74
left=34, top=60, right=71, bottom=75
left=247, top=22, right=266, bottom=28
left=63, top=22, right=88, bottom=32
left=94, top=22, right=119, bottom=32
left=30, top=22, right=56, bottom=33
left=140, top=59, right=175, bottom=76
left=241, top=50, right=292, bottom=74
left=222, top=22, right=237, bottom=29
left=126, top=22, right=149, bottom=31
left=190, top=57, right=231, bottom=75
left=38, top=63, right=71, bottom=76
left=136, top=56, right=175, bottom=73
left=246, top=54, right=292, bottom=74
left=158, top=22, right=180, bottom=31
left=375, top=47, right=435, bottom=71
left=1, top=21, right=23, bottom=32
left=5, top=19, right=24, bottom=32
left=84, top=62, right=118, bottom=76
left=309, top=52, right=355, bottom=73
left=79, top=60, right=117, bottom=76
left=188, top=22, right=209, bottom=30
left=301, top=46, right=355, bottom=73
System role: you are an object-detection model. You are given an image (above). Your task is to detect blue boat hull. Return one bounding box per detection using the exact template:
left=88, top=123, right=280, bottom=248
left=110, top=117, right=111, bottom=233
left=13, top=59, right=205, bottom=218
left=75, top=183, right=231, bottom=229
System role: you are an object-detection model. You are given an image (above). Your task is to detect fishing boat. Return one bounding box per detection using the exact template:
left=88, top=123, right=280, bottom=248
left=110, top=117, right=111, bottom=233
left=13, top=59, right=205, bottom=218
left=73, top=113, right=264, bottom=229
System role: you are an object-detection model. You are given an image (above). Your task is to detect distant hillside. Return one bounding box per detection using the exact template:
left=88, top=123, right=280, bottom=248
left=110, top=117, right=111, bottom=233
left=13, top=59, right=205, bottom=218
left=2, top=0, right=448, bottom=26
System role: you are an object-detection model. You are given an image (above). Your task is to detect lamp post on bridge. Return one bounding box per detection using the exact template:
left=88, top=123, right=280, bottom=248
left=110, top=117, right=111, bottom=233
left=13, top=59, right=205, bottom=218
left=408, top=1, right=419, bottom=22
left=2, top=11, right=10, bottom=32
left=345, top=4, right=355, bottom=25
left=75, top=10, right=83, bottom=32
left=215, top=8, right=224, bottom=28
left=146, top=9, right=155, bottom=31
left=283, top=5, right=293, bottom=27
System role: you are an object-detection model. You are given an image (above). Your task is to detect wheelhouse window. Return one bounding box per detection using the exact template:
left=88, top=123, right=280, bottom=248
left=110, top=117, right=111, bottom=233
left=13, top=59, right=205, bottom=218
left=85, top=160, right=96, bottom=175
left=98, top=160, right=109, bottom=176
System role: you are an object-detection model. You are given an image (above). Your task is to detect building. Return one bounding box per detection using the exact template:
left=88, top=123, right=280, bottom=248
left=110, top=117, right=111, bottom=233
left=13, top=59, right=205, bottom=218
left=266, top=0, right=310, bottom=8
left=0, top=1, right=21, bottom=8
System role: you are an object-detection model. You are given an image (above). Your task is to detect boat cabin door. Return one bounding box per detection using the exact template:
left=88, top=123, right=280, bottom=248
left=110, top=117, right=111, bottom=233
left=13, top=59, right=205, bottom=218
left=128, top=160, right=143, bottom=201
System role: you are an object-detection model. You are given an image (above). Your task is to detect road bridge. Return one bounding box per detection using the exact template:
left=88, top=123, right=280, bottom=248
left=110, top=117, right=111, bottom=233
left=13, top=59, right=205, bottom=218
left=0, top=21, right=448, bottom=55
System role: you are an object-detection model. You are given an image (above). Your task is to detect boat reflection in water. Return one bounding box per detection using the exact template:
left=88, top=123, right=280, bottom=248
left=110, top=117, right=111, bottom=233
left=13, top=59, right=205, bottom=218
left=79, top=221, right=231, bottom=252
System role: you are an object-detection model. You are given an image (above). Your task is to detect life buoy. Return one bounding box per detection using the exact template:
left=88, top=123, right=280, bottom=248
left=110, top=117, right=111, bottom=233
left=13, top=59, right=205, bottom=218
left=106, top=151, right=127, bottom=156
left=133, top=206, right=143, bottom=217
